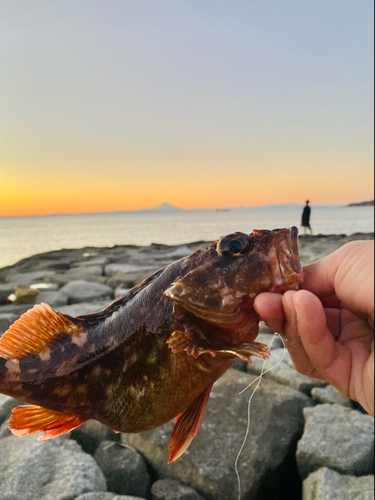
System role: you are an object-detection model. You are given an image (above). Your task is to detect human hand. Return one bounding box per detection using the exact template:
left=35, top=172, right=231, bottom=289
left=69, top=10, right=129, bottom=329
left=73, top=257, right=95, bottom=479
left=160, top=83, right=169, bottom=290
left=254, top=240, right=374, bottom=416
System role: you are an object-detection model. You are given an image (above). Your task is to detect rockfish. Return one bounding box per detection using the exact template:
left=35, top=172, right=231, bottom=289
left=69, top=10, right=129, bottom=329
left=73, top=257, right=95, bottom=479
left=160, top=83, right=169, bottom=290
left=0, top=227, right=303, bottom=463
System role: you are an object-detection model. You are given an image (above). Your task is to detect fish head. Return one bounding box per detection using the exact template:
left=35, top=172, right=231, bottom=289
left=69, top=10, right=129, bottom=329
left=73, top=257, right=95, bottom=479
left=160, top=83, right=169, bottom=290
left=165, top=227, right=303, bottom=342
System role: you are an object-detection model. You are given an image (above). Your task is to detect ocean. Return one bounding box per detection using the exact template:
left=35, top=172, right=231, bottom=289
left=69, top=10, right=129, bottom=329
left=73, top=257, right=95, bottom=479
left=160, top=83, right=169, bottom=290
left=0, top=206, right=373, bottom=269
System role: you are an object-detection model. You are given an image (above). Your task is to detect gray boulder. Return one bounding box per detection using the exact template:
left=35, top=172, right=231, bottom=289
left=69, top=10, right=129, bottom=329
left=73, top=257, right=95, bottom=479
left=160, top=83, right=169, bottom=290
left=71, top=256, right=109, bottom=268
left=0, top=283, right=16, bottom=303
left=71, top=420, right=119, bottom=455
left=229, top=333, right=283, bottom=372
left=51, top=272, right=108, bottom=286
left=256, top=332, right=284, bottom=350
left=115, top=285, right=130, bottom=298
left=104, top=263, right=156, bottom=278
left=12, top=286, right=39, bottom=304
left=311, top=385, right=352, bottom=407
left=0, top=435, right=107, bottom=500
left=0, top=303, right=31, bottom=317
left=59, top=280, right=113, bottom=304
left=94, top=441, right=151, bottom=498
left=162, top=246, right=194, bottom=258
left=63, top=265, right=104, bottom=280
left=0, top=418, right=12, bottom=438
left=0, top=395, right=21, bottom=425
left=122, top=369, right=311, bottom=500
left=303, top=467, right=375, bottom=500
left=106, top=270, right=157, bottom=289
left=57, top=300, right=113, bottom=317
left=75, top=493, right=146, bottom=500
left=0, top=312, right=17, bottom=333
left=152, top=479, right=205, bottom=500
left=5, top=270, right=56, bottom=285
left=297, top=404, right=374, bottom=479
left=248, top=348, right=327, bottom=395
left=30, top=282, right=60, bottom=291
left=37, top=290, right=69, bottom=307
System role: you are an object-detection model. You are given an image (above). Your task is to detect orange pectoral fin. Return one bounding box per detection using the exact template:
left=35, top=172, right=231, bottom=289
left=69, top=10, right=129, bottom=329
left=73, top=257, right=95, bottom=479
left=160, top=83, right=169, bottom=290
left=9, top=405, right=87, bottom=440
left=168, top=384, right=212, bottom=464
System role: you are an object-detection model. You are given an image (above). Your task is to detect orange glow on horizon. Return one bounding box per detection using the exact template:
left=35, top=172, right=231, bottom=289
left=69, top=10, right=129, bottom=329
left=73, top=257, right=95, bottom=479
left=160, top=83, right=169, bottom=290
left=1, top=158, right=373, bottom=217
left=1, top=2, right=373, bottom=218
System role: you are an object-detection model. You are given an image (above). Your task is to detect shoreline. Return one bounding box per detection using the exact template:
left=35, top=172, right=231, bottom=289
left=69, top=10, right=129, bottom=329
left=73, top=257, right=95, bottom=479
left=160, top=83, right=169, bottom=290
left=0, top=232, right=373, bottom=315
left=0, top=231, right=374, bottom=500
left=0, top=231, right=374, bottom=274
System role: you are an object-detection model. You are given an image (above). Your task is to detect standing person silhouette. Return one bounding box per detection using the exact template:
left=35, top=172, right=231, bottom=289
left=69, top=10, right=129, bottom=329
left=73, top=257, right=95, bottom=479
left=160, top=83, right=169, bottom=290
left=301, top=200, right=312, bottom=235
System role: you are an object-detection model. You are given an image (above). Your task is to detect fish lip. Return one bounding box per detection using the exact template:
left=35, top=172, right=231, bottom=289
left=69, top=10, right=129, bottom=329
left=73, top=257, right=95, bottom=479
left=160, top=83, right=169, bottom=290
left=275, top=227, right=304, bottom=285
left=164, top=287, right=242, bottom=326
left=165, top=291, right=241, bottom=326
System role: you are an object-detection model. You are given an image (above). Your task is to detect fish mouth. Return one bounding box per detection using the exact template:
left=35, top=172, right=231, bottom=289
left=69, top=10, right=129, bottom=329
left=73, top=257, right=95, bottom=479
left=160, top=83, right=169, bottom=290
left=165, top=286, right=241, bottom=327
left=165, top=226, right=304, bottom=326
left=274, top=226, right=304, bottom=288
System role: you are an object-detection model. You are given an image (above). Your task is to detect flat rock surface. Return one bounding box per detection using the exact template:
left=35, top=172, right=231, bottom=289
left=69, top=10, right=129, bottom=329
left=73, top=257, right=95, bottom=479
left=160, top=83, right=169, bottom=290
left=56, top=300, right=112, bottom=316
left=94, top=441, right=151, bottom=498
left=37, top=290, right=69, bottom=307
left=58, top=280, right=114, bottom=304
left=248, top=348, right=326, bottom=395
left=152, top=479, right=205, bottom=500
left=0, top=312, right=17, bottom=333
left=311, top=385, right=352, bottom=407
left=303, top=467, right=375, bottom=500
left=75, top=494, right=146, bottom=500
left=0, top=395, right=21, bottom=425
left=4, top=270, right=56, bottom=285
left=0, top=284, right=17, bottom=303
left=297, top=404, right=375, bottom=479
left=0, top=435, right=107, bottom=500
left=122, top=369, right=311, bottom=500
left=71, top=420, right=119, bottom=455
left=104, top=263, right=158, bottom=277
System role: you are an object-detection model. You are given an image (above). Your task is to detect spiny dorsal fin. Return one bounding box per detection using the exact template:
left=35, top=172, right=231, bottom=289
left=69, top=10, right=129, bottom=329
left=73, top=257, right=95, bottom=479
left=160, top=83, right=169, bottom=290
left=9, top=405, right=86, bottom=440
left=0, top=303, right=85, bottom=360
left=74, top=267, right=166, bottom=325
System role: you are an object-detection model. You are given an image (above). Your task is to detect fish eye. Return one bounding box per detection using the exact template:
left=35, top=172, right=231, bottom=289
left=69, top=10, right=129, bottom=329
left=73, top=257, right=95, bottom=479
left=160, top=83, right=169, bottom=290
left=217, top=233, right=251, bottom=258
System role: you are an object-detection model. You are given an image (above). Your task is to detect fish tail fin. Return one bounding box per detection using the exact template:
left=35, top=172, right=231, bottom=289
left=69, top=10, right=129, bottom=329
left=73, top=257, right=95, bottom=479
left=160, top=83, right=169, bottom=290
left=9, top=405, right=87, bottom=440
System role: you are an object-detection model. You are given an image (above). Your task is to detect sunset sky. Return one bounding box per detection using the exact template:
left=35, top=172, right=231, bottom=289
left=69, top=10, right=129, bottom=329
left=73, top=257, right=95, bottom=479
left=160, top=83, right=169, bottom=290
left=0, top=1, right=374, bottom=216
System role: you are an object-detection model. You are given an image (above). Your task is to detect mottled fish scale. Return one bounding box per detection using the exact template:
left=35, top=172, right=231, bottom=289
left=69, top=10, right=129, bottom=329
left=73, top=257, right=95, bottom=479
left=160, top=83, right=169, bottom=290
left=0, top=227, right=303, bottom=461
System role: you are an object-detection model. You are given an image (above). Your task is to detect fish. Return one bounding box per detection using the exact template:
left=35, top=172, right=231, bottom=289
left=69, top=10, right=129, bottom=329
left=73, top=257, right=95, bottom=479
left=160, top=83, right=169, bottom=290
left=0, top=227, right=303, bottom=463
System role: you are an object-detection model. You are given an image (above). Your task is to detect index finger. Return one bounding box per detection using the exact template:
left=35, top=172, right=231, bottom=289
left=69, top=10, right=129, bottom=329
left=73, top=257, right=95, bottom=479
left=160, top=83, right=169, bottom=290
left=301, top=253, right=338, bottom=299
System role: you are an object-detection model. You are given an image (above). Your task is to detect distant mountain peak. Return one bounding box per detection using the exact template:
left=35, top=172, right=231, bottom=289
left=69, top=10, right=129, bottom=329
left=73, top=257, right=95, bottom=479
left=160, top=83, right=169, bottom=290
left=151, top=203, right=183, bottom=212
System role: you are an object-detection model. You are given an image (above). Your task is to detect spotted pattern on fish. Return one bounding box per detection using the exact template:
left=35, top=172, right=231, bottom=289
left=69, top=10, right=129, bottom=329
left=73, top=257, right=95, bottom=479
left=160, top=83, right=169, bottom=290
left=0, top=228, right=303, bottom=460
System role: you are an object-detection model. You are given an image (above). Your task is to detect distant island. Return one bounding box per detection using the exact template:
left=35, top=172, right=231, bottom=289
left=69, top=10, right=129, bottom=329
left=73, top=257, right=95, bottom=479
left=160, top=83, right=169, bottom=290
left=348, top=200, right=374, bottom=207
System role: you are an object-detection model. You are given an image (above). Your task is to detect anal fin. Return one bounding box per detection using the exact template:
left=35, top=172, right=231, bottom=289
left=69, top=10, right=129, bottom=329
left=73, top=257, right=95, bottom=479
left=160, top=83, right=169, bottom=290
left=168, top=384, right=212, bottom=464
left=9, top=405, right=86, bottom=440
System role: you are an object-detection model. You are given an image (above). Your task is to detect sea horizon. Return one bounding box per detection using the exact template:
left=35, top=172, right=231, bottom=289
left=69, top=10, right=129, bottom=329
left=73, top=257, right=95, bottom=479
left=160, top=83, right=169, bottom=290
left=0, top=205, right=373, bottom=270
left=1, top=201, right=372, bottom=219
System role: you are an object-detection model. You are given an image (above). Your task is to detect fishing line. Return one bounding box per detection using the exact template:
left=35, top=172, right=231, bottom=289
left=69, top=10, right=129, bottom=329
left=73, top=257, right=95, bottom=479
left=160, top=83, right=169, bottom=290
left=234, top=332, right=286, bottom=500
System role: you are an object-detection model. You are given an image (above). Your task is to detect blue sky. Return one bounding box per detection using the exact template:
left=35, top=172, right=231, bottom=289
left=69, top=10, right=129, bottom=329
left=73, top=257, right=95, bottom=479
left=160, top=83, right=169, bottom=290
left=0, top=1, right=374, bottom=214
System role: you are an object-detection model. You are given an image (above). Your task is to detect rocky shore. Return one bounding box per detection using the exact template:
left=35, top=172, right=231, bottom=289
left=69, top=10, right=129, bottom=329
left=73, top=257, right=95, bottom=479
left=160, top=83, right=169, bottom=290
left=0, top=232, right=374, bottom=500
